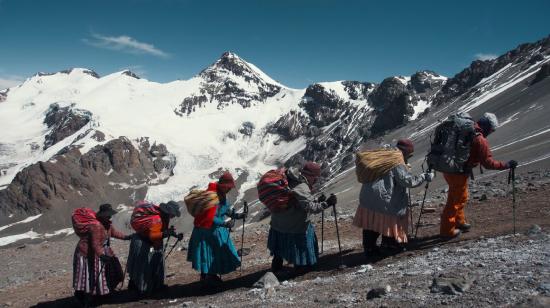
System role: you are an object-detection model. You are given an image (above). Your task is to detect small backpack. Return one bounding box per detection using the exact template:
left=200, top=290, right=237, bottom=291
left=130, top=201, right=161, bottom=235
left=72, top=207, right=99, bottom=237
left=257, top=168, right=291, bottom=213
left=184, top=190, right=219, bottom=217
left=427, top=112, right=477, bottom=173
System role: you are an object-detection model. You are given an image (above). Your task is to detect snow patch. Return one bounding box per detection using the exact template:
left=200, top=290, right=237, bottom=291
left=0, top=228, right=74, bottom=247
left=0, top=214, right=43, bottom=232
left=411, top=99, right=430, bottom=120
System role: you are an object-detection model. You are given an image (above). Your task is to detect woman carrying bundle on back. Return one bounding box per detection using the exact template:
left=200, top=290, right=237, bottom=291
left=127, top=200, right=182, bottom=295
left=261, top=162, right=336, bottom=274
left=72, top=204, right=131, bottom=306
left=186, top=171, right=246, bottom=285
left=353, top=139, right=433, bottom=257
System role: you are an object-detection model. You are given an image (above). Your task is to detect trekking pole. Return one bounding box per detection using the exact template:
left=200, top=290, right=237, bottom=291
left=320, top=210, right=325, bottom=254
left=508, top=167, right=517, bottom=235
left=164, top=238, right=182, bottom=261
left=163, top=226, right=174, bottom=252
left=408, top=190, right=414, bottom=237
left=414, top=177, right=431, bottom=239
left=118, top=261, right=128, bottom=291
left=240, top=201, right=248, bottom=275
left=331, top=194, right=345, bottom=269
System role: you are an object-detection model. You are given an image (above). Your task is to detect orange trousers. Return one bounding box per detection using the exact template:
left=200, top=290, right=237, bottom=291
left=440, top=173, right=469, bottom=236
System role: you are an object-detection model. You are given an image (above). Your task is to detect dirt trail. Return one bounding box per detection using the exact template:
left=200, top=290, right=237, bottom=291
left=1, top=173, right=549, bottom=307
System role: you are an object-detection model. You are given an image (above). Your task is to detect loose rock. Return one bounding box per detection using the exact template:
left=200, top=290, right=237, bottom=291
left=366, top=285, right=391, bottom=300
left=430, top=273, right=476, bottom=295
left=253, top=272, right=280, bottom=289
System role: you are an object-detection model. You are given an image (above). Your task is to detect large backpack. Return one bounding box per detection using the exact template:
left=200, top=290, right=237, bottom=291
left=130, top=201, right=161, bottom=235
left=427, top=112, right=477, bottom=173
left=72, top=207, right=100, bottom=237
left=184, top=190, right=219, bottom=217
left=257, top=168, right=291, bottom=213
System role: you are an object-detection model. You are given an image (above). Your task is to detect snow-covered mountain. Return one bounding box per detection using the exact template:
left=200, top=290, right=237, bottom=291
left=1, top=34, right=550, bottom=238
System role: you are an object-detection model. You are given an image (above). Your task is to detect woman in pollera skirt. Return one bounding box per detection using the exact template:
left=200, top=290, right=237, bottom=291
left=187, top=171, right=245, bottom=285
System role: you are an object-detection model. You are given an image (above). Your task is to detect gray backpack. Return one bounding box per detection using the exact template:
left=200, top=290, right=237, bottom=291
left=427, top=112, right=476, bottom=173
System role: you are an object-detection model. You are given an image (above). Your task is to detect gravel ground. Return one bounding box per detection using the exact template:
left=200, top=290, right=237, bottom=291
left=0, top=169, right=549, bottom=307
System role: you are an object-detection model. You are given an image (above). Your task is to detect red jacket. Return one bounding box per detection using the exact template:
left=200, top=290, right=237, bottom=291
left=466, top=123, right=507, bottom=171
left=77, top=222, right=126, bottom=257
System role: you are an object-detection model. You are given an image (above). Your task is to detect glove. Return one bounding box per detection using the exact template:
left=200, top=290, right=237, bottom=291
left=223, top=220, right=235, bottom=229
left=230, top=209, right=247, bottom=220
left=317, top=194, right=327, bottom=203
left=326, top=194, right=337, bottom=207
left=99, top=254, right=113, bottom=263
left=507, top=160, right=518, bottom=169
left=424, top=172, right=435, bottom=182
left=123, top=233, right=135, bottom=241
left=321, top=202, right=332, bottom=210
left=176, top=232, right=184, bottom=241
left=162, top=226, right=177, bottom=238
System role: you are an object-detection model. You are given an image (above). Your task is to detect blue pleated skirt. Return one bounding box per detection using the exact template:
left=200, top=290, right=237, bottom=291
left=187, top=226, right=241, bottom=275
left=267, top=223, right=319, bottom=266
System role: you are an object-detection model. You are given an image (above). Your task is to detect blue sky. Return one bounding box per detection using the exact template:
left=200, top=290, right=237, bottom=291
left=1, top=0, right=550, bottom=89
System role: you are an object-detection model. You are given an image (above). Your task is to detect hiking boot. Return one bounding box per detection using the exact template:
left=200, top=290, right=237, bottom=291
left=294, top=265, right=312, bottom=275
left=364, top=247, right=381, bottom=258
left=457, top=223, right=471, bottom=232
left=380, top=236, right=405, bottom=254
left=271, top=256, right=284, bottom=273
left=441, top=229, right=461, bottom=241
left=202, top=274, right=222, bottom=287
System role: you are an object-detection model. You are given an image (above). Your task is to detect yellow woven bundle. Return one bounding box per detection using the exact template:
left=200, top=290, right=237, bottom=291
left=184, top=190, right=219, bottom=217
left=355, top=149, right=405, bottom=183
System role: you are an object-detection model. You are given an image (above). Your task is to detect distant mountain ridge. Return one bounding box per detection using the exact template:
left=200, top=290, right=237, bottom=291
left=0, top=34, right=549, bottom=235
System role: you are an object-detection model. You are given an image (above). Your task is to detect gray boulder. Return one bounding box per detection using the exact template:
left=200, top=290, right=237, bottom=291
left=253, top=271, right=280, bottom=289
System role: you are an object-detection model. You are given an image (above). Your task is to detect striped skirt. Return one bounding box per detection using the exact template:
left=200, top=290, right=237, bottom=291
left=127, top=236, right=165, bottom=294
left=73, top=249, right=110, bottom=295
left=267, top=223, right=319, bottom=266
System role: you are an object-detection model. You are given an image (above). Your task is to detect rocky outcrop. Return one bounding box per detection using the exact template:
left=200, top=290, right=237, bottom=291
left=43, top=103, right=92, bottom=150
left=0, top=136, right=175, bottom=216
left=301, top=84, right=347, bottom=126
left=370, top=93, right=413, bottom=135
left=59, top=68, right=100, bottom=78
left=0, top=89, right=8, bottom=103
left=342, top=81, right=375, bottom=100
left=410, top=71, right=446, bottom=95
left=175, top=95, right=208, bottom=116
left=122, top=70, right=140, bottom=79
left=267, top=111, right=309, bottom=141
left=531, top=63, right=550, bottom=85
left=275, top=83, right=373, bottom=175
left=370, top=77, right=408, bottom=109
left=238, top=121, right=255, bottom=136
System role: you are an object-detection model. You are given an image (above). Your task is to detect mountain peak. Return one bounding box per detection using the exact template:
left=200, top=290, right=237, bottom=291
left=199, top=51, right=284, bottom=88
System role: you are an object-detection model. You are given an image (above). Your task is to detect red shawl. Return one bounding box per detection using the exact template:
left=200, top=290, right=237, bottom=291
left=193, top=182, right=219, bottom=228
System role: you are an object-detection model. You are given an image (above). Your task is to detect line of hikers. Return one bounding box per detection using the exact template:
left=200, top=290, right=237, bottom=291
left=70, top=112, right=517, bottom=306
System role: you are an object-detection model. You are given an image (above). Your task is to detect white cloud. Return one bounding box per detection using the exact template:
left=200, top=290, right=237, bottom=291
left=83, top=33, right=170, bottom=58
left=0, top=75, right=24, bottom=90
left=475, top=53, right=498, bottom=61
